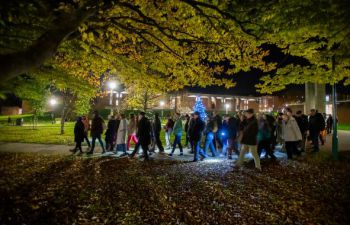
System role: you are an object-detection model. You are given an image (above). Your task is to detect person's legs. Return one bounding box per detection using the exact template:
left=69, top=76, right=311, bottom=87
left=130, top=142, right=140, bottom=157
left=155, top=133, right=164, bottom=152
left=171, top=134, right=183, bottom=155
left=170, top=135, right=177, bottom=155
left=141, top=143, right=149, bottom=161
left=292, top=141, right=301, bottom=156
left=300, top=133, right=306, bottom=152
left=84, top=133, right=91, bottom=147
left=249, top=145, right=261, bottom=170
left=227, top=138, right=234, bottom=159
left=285, top=141, right=293, bottom=159
left=72, top=142, right=78, bottom=152
left=310, top=131, right=319, bottom=152
left=197, top=141, right=206, bottom=159
left=257, top=141, right=263, bottom=158
left=319, top=132, right=325, bottom=145
left=77, top=141, right=82, bottom=153
left=203, top=133, right=213, bottom=156
left=121, top=143, right=126, bottom=153
left=127, top=135, right=132, bottom=150
left=178, top=134, right=183, bottom=154
left=89, top=136, right=97, bottom=153
left=209, top=141, right=216, bottom=157
left=185, top=132, right=189, bottom=147
left=193, top=141, right=199, bottom=161
left=221, top=138, right=228, bottom=156
left=97, top=135, right=105, bottom=153
left=132, top=134, right=138, bottom=144
left=105, top=136, right=110, bottom=151
left=266, top=138, right=276, bottom=159
left=165, top=131, right=171, bottom=148
left=236, top=144, right=247, bottom=166
left=233, top=140, right=240, bottom=156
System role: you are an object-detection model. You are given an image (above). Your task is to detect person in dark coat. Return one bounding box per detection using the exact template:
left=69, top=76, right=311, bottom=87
left=326, top=114, right=333, bottom=134
left=203, top=116, right=217, bottom=157
left=189, top=111, right=206, bottom=162
left=87, top=111, right=106, bottom=154
left=187, top=114, right=195, bottom=153
left=71, top=117, right=85, bottom=154
left=213, top=112, right=223, bottom=148
left=153, top=113, right=164, bottom=153
left=257, top=115, right=276, bottom=159
left=226, top=115, right=239, bottom=159
left=105, top=115, right=118, bottom=152
left=308, top=109, right=325, bottom=152
left=294, top=110, right=308, bottom=152
left=130, top=112, right=151, bottom=161
left=184, top=114, right=191, bottom=148
left=235, top=109, right=261, bottom=170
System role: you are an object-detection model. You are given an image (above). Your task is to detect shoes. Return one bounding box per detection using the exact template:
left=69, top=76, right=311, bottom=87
left=192, top=159, right=198, bottom=162
left=86, top=151, right=93, bottom=155
left=168, top=153, right=173, bottom=157
left=179, top=153, right=184, bottom=156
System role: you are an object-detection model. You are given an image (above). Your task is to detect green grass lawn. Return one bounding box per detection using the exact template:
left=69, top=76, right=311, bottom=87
left=0, top=123, right=75, bottom=145
left=338, top=124, right=350, bottom=131
left=0, top=121, right=188, bottom=146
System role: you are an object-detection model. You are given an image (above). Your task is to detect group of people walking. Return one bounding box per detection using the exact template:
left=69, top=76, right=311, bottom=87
left=72, top=107, right=331, bottom=167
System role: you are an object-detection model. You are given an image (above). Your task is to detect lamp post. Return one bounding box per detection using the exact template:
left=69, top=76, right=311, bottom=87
left=160, top=101, right=165, bottom=117
left=49, top=98, right=57, bottom=106
left=225, top=103, right=230, bottom=114
left=49, top=98, right=57, bottom=124
left=108, top=81, right=117, bottom=115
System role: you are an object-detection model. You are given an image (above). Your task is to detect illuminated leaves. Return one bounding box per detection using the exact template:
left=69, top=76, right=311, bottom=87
left=0, top=153, right=349, bottom=224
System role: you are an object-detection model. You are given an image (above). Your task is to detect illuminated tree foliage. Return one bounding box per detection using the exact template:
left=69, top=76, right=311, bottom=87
left=0, top=0, right=273, bottom=90
left=253, top=0, right=350, bottom=93
left=0, top=0, right=348, bottom=95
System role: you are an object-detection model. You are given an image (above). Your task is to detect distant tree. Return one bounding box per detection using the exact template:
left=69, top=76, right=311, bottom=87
left=193, top=97, right=207, bottom=121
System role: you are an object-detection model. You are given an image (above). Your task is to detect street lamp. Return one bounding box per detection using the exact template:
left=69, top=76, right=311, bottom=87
left=49, top=98, right=57, bottom=124
left=108, top=81, right=117, bottom=114
left=160, top=101, right=165, bottom=117
left=225, top=103, right=230, bottom=114
left=49, top=98, right=57, bottom=106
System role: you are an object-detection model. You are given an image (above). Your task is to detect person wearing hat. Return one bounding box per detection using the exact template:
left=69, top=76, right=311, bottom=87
left=189, top=111, right=206, bottom=162
left=235, top=109, right=261, bottom=170
left=130, top=112, right=151, bottom=160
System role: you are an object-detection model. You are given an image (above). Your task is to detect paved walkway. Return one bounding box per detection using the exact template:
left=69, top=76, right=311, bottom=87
left=323, top=130, right=350, bottom=151
left=0, top=130, right=349, bottom=160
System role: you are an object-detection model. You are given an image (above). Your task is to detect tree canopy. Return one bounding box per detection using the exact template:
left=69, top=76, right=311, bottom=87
left=0, top=0, right=349, bottom=95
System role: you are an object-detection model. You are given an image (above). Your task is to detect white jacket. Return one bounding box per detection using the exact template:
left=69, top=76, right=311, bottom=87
left=282, top=117, right=302, bottom=142
left=116, top=119, right=128, bottom=144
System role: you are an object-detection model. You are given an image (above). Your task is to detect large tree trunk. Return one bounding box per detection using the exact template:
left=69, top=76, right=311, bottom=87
left=0, top=8, right=96, bottom=83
